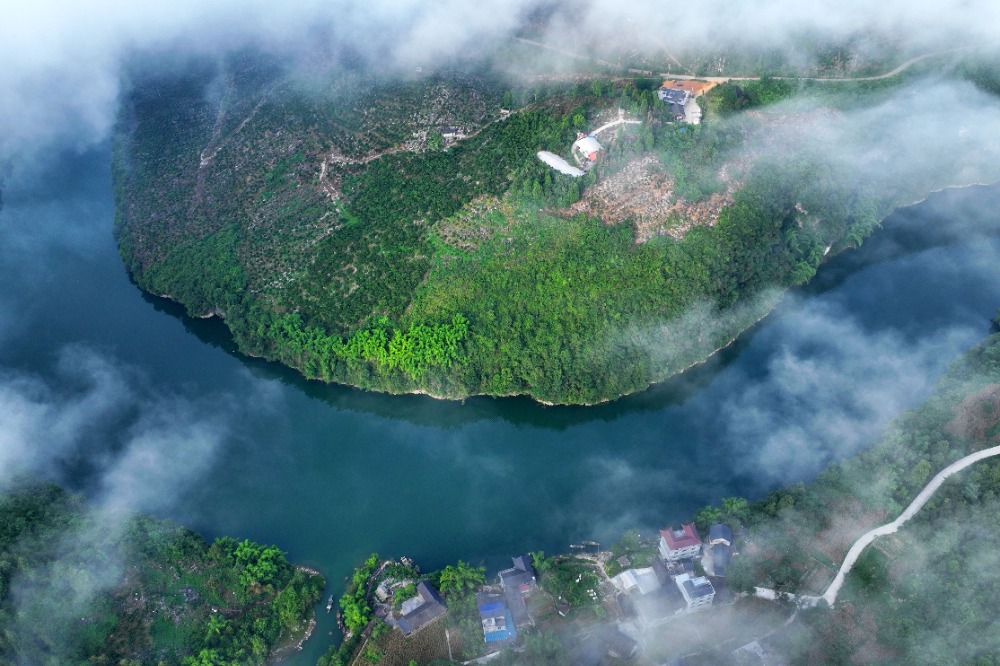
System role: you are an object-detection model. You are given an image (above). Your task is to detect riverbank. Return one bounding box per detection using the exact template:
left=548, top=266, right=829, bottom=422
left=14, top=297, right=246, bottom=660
left=313, top=326, right=1000, bottom=665
left=136, top=172, right=989, bottom=409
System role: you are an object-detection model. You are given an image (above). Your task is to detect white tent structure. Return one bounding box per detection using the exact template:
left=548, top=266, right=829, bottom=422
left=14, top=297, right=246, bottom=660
left=536, top=151, right=586, bottom=177
left=571, top=135, right=603, bottom=165
left=537, top=113, right=640, bottom=177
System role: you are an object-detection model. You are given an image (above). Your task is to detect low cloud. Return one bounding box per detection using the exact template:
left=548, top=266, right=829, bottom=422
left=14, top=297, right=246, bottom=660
left=0, top=345, right=235, bottom=643
left=719, top=296, right=984, bottom=485
left=560, top=0, right=1000, bottom=58
left=5, top=0, right=1000, bottom=166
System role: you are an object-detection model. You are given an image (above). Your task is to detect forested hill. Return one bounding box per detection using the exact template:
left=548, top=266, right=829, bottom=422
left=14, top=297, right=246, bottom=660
left=687, top=322, right=1000, bottom=664
left=113, top=49, right=1000, bottom=404
left=0, top=483, right=323, bottom=665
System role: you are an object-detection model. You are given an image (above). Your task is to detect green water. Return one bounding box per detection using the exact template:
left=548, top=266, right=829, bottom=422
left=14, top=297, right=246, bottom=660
left=2, top=146, right=1000, bottom=662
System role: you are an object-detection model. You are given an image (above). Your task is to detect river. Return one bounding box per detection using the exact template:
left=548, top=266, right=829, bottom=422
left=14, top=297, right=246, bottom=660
left=2, top=145, right=999, bottom=663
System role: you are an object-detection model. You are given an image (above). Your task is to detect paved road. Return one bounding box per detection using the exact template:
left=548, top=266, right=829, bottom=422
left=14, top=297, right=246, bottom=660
left=517, top=38, right=992, bottom=85
left=813, top=443, right=1000, bottom=607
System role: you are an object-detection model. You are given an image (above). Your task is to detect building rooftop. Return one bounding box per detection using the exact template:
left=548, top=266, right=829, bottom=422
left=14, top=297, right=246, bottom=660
left=476, top=592, right=518, bottom=644
left=633, top=582, right=686, bottom=621
left=572, top=135, right=603, bottom=160
left=603, top=626, right=639, bottom=659
left=613, top=567, right=663, bottom=596
left=713, top=543, right=733, bottom=577
left=658, top=87, right=690, bottom=104
left=661, top=523, right=701, bottom=551
left=677, top=573, right=715, bottom=603
left=499, top=554, right=536, bottom=592
left=709, top=523, right=734, bottom=544
left=398, top=582, right=447, bottom=636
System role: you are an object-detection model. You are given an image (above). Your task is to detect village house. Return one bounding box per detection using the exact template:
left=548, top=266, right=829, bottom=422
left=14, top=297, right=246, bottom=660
left=657, top=82, right=703, bottom=124
left=397, top=581, right=448, bottom=636
left=603, top=626, right=640, bottom=660
left=708, top=523, right=734, bottom=577
left=659, top=523, right=702, bottom=562
left=675, top=573, right=716, bottom=611
left=439, top=127, right=466, bottom=141
left=574, top=625, right=640, bottom=665
left=498, top=553, right=536, bottom=630
left=657, top=86, right=690, bottom=121
left=613, top=561, right=689, bottom=624
left=709, top=524, right=733, bottom=547
left=476, top=591, right=518, bottom=646
left=612, top=566, right=663, bottom=596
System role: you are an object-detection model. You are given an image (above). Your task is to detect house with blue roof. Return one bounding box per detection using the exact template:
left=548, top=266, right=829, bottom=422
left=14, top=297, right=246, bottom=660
left=476, top=592, right=518, bottom=646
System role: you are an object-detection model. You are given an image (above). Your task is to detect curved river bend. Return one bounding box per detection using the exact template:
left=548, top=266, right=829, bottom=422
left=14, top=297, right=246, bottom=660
left=2, top=146, right=1000, bottom=662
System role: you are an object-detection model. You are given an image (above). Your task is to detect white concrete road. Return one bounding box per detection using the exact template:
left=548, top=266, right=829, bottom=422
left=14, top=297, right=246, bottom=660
left=813, top=444, right=1000, bottom=607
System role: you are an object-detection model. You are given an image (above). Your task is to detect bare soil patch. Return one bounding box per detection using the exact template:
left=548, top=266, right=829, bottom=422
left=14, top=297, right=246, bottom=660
left=659, top=79, right=720, bottom=96
left=567, top=155, right=734, bottom=243
left=947, top=384, right=1000, bottom=442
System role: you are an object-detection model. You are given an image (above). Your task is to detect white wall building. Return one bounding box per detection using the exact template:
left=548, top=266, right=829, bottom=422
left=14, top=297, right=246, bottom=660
left=675, top=573, right=715, bottom=610
left=659, top=523, right=702, bottom=561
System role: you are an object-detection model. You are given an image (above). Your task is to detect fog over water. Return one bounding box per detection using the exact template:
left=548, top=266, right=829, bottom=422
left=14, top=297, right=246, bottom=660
left=3, top=1, right=1000, bottom=661
left=1, top=142, right=999, bottom=661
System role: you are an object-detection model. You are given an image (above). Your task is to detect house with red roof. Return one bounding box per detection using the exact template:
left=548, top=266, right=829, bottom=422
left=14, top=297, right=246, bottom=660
left=658, top=523, right=702, bottom=562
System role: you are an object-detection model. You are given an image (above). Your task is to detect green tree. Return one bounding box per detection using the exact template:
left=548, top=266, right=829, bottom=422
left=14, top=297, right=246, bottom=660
left=235, top=540, right=286, bottom=589
left=438, top=560, right=485, bottom=597
left=726, top=556, right=756, bottom=594
left=722, top=496, right=750, bottom=526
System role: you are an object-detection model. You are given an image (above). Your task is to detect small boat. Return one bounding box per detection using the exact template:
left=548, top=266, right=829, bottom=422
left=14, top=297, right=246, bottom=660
left=326, top=595, right=334, bottom=613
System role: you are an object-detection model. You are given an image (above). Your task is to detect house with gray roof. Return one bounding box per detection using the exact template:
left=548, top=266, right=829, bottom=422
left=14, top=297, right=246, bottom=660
left=707, top=523, right=734, bottom=577
left=397, top=581, right=447, bottom=636
left=709, top=524, right=733, bottom=546
left=713, top=544, right=733, bottom=577
left=657, top=86, right=691, bottom=121
left=675, top=573, right=715, bottom=611
left=499, top=554, right=536, bottom=629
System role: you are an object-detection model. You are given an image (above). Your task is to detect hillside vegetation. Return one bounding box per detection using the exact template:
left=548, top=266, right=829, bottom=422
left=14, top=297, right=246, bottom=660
left=0, top=483, right=323, bottom=665
left=682, top=327, right=1000, bottom=664
left=114, top=50, right=1000, bottom=403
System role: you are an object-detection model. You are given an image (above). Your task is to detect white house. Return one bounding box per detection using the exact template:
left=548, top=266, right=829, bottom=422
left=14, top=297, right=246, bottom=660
left=675, top=573, right=715, bottom=611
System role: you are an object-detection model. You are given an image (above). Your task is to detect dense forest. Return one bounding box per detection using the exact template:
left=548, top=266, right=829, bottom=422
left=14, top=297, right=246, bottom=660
left=113, top=49, right=1000, bottom=403
left=0, top=483, right=323, bottom=665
